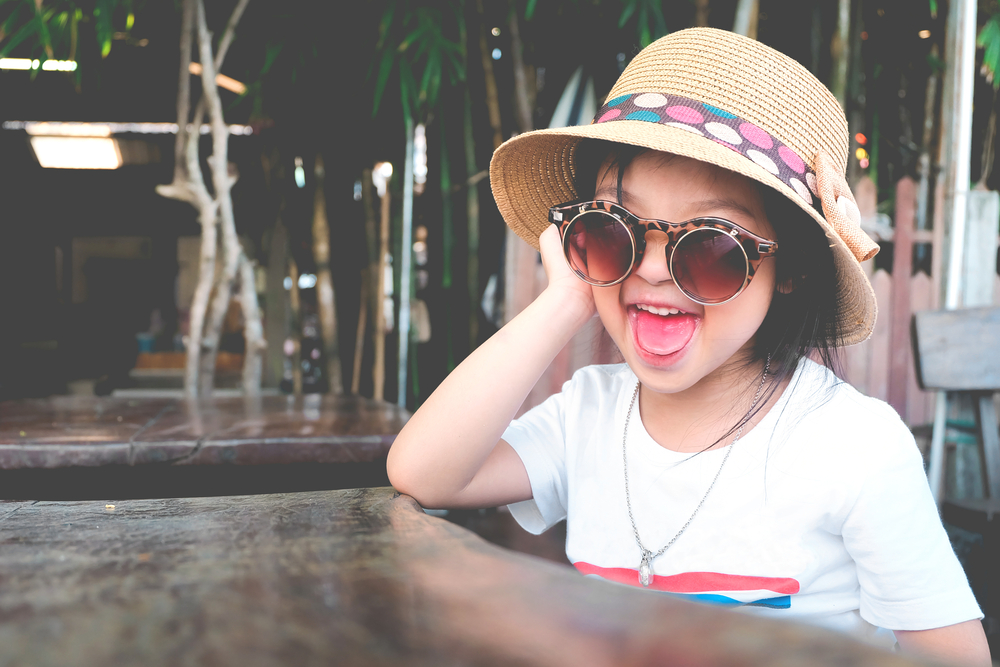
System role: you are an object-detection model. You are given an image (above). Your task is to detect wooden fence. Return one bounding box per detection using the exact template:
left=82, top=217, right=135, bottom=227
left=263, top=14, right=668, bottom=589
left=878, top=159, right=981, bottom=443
left=845, top=176, right=1000, bottom=428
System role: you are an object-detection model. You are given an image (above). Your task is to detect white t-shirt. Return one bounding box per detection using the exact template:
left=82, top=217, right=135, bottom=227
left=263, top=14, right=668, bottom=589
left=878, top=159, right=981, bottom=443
left=503, top=358, right=981, bottom=645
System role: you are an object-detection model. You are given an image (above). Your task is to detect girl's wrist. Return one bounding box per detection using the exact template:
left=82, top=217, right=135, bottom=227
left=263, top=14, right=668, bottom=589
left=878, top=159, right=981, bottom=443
left=537, top=282, right=596, bottom=330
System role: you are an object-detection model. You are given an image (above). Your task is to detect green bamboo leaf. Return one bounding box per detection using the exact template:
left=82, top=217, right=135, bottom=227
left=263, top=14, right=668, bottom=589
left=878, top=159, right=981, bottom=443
left=1, top=2, right=23, bottom=37
left=262, top=42, right=283, bottom=75
left=426, top=48, right=443, bottom=109
left=376, top=2, right=397, bottom=49
left=398, top=23, right=430, bottom=53
left=410, top=33, right=432, bottom=61
left=978, top=15, right=1000, bottom=88
left=47, top=10, right=70, bottom=53
left=419, top=48, right=435, bottom=102
left=525, top=0, right=537, bottom=21
left=372, top=45, right=396, bottom=116
left=0, top=16, right=42, bottom=58
left=638, top=6, right=650, bottom=47
left=32, top=1, right=52, bottom=56
left=651, top=2, right=667, bottom=40
left=977, top=17, right=998, bottom=47
left=447, top=49, right=464, bottom=81
left=94, top=0, right=113, bottom=58
left=618, top=0, right=636, bottom=28
left=400, top=59, right=416, bottom=125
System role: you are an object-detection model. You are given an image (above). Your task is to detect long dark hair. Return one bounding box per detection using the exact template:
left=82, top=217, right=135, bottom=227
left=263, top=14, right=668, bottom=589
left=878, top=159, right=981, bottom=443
left=572, top=139, right=844, bottom=446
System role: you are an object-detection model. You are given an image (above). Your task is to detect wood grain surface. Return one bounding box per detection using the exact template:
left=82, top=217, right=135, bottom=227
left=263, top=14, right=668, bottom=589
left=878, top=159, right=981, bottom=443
left=0, top=395, right=410, bottom=470
left=913, top=306, right=1000, bottom=391
left=0, top=487, right=931, bottom=667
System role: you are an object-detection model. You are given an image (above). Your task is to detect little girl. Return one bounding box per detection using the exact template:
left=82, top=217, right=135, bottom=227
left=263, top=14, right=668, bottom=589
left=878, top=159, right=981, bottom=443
left=387, top=28, right=991, bottom=664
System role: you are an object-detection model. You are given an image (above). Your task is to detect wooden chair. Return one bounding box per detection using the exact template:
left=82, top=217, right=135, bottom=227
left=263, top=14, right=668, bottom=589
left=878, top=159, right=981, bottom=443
left=913, top=306, right=1000, bottom=622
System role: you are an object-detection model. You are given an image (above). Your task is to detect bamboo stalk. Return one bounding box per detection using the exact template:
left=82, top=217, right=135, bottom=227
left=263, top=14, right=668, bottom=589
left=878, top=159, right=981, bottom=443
left=352, top=279, right=369, bottom=395
left=312, top=154, right=342, bottom=394
left=829, top=0, right=851, bottom=108
left=460, top=1, right=480, bottom=352
left=507, top=6, right=533, bottom=137
left=374, top=183, right=391, bottom=401
left=398, top=118, right=416, bottom=408
left=464, top=90, right=480, bottom=352
left=264, top=217, right=289, bottom=388
left=289, top=258, right=302, bottom=395
left=694, top=0, right=709, bottom=27
left=238, top=253, right=265, bottom=393
left=916, top=45, right=940, bottom=233
left=503, top=5, right=537, bottom=327
left=353, top=168, right=378, bottom=394
left=732, top=0, right=758, bottom=39
left=477, top=0, right=503, bottom=151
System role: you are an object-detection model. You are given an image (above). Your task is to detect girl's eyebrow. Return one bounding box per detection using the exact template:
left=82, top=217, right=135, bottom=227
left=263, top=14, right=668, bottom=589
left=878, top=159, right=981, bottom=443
left=595, top=184, right=641, bottom=208
left=594, top=186, right=760, bottom=222
left=687, top=197, right=761, bottom=221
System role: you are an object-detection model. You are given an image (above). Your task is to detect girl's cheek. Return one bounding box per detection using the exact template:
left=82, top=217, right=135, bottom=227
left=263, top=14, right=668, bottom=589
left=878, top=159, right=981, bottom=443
left=592, top=287, right=627, bottom=337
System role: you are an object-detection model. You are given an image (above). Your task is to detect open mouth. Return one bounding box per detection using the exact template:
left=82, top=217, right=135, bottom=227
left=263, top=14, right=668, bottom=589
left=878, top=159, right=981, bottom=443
left=629, top=304, right=699, bottom=358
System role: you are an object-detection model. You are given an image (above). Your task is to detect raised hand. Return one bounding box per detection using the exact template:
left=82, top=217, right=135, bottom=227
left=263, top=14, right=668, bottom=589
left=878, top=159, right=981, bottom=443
left=538, top=225, right=597, bottom=322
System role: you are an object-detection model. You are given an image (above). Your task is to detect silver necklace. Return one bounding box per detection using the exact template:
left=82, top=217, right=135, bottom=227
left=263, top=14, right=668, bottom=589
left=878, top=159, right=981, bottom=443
left=623, top=356, right=770, bottom=587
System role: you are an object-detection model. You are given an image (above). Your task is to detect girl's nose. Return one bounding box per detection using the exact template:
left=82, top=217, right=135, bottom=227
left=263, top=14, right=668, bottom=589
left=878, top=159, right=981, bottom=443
left=633, top=231, right=673, bottom=285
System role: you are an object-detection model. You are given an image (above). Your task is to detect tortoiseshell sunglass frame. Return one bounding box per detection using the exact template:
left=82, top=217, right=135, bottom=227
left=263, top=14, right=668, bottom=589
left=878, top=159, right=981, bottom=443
left=548, top=200, right=779, bottom=305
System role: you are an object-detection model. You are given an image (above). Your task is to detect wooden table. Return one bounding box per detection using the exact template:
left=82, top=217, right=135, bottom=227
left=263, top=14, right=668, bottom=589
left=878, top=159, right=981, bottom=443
left=0, top=395, right=409, bottom=500
left=0, top=487, right=928, bottom=667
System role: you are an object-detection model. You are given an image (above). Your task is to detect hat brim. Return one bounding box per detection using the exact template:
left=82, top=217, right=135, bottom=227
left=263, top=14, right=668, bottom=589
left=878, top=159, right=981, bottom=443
left=489, top=121, right=877, bottom=346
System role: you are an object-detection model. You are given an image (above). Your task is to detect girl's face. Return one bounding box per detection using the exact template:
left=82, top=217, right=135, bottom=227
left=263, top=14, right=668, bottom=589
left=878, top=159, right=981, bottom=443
left=592, top=151, right=778, bottom=395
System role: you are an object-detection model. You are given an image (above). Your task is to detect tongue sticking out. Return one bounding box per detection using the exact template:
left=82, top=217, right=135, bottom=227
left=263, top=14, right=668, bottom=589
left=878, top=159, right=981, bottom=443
left=633, top=310, right=697, bottom=356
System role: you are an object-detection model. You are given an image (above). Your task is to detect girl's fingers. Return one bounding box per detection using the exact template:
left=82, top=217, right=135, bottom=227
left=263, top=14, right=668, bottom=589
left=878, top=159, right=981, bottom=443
left=539, top=225, right=570, bottom=279
left=538, top=225, right=596, bottom=316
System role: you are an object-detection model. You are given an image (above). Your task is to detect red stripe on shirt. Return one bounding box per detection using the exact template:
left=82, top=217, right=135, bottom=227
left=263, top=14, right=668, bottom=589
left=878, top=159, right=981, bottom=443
left=574, top=562, right=800, bottom=594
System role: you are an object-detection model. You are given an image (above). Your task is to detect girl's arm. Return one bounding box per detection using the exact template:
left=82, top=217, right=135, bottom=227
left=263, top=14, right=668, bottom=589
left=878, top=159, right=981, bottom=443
left=894, top=620, right=991, bottom=666
left=386, top=226, right=596, bottom=509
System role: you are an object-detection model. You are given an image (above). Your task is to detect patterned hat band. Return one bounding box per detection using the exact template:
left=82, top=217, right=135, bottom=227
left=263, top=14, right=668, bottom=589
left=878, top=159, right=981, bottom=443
left=593, top=92, right=820, bottom=211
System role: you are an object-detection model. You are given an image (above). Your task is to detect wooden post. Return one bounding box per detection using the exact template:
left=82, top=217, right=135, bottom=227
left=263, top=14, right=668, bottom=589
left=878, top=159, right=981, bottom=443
left=888, top=178, right=916, bottom=417
left=928, top=0, right=978, bottom=503
left=963, top=188, right=1000, bottom=307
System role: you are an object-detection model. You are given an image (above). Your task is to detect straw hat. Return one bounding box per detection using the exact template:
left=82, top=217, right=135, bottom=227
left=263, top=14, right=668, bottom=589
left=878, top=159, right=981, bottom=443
left=490, top=27, right=879, bottom=345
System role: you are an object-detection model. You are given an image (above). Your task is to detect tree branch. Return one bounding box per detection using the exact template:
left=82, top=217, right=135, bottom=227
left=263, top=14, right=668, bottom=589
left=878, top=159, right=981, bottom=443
left=172, top=0, right=195, bottom=186
left=195, top=0, right=246, bottom=395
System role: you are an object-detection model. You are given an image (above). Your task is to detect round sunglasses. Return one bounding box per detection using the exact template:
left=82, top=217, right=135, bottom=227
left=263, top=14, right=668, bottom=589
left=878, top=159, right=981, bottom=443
left=549, top=200, right=778, bottom=305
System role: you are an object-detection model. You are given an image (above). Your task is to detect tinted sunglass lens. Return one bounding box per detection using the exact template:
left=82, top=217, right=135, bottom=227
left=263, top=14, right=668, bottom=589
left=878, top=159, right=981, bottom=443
left=564, top=211, right=633, bottom=284
left=671, top=229, right=748, bottom=303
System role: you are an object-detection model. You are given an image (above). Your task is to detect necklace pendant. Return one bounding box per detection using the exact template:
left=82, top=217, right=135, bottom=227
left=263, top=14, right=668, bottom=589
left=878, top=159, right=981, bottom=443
left=639, top=553, right=652, bottom=587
